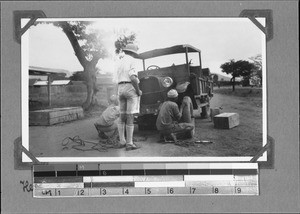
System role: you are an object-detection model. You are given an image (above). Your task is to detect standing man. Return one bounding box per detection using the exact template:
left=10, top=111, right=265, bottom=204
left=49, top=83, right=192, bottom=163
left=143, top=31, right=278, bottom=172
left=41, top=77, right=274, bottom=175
left=156, top=89, right=194, bottom=143
left=116, top=43, right=142, bottom=151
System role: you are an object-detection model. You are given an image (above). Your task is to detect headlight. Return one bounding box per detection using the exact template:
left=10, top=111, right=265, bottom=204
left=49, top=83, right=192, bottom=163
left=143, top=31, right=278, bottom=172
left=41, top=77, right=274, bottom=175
left=162, top=77, right=173, bottom=88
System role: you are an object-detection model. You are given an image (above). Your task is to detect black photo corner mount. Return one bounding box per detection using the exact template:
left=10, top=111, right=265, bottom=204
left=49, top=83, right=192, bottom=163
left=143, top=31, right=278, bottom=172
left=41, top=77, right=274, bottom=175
left=14, top=10, right=46, bottom=44
left=14, top=137, right=48, bottom=170
left=239, top=9, right=273, bottom=42
left=250, top=135, right=275, bottom=169
left=14, top=9, right=274, bottom=169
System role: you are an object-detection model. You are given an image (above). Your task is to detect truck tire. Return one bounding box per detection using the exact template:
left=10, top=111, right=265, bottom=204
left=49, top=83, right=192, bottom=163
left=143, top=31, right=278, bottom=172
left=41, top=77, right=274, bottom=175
left=138, top=115, right=157, bottom=131
left=201, top=105, right=210, bottom=118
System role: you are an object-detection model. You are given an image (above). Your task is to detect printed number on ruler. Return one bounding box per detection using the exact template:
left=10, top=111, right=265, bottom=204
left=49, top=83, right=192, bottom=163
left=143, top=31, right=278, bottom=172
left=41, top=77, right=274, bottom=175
left=100, top=188, right=107, bottom=195
left=213, top=187, right=219, bottom=194
left=77, top=189, right=86, bottom=196
left=235, top=187, right=242, bottom=194
left=168, top=188, right=174, bottom=194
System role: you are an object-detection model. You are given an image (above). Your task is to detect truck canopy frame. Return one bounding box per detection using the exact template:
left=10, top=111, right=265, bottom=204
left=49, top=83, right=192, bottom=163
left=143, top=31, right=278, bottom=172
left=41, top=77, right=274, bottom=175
left=136, top=44, right=201, bottom=60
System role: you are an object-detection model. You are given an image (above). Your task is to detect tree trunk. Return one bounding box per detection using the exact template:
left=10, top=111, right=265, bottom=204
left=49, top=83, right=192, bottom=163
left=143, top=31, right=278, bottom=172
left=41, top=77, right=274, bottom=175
left=58, top=22, right=102, bottom=111
left=231, top=77, right=236, bottom=91
left=82, top=64, right=97, bottom=110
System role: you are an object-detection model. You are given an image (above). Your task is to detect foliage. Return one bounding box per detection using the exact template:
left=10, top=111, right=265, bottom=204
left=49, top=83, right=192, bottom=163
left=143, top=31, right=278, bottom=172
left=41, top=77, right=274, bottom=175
left=53, top=21, right=108, bottom=64
left=249, top=54, right=262, bottom=70
left=36, top=21, right=109, bottom=110
left=241, top=76, right=250, bottom=87
left=249, top=54, right=262, bottom=81
left=114, top=29, right=137, bottom=54
left=220, top=59, right=255, bottom=91
left=220, top=59, right=255, bottom=79
left=34, top=21, right=137, bottom=110
left=213, top=74, right=219, bottom=83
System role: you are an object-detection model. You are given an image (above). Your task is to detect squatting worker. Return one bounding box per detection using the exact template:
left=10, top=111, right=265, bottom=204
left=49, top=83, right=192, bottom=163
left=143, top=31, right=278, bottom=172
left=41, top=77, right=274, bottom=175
left=94, top=95, right=120, bottom=140
left=176, top=82, right=196, bottom=125
left=116, top=43, right=142, bottom=151
left=156, top=89, right=194, bottom=143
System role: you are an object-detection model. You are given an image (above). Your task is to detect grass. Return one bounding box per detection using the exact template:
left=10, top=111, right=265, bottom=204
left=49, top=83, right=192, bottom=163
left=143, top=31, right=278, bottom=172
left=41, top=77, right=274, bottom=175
left=213, top=86, right=262, bottom=97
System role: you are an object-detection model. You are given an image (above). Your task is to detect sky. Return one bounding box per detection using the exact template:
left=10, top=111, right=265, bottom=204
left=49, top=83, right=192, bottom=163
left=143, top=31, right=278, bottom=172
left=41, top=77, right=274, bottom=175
left=26, top=18, right=265, bottom=79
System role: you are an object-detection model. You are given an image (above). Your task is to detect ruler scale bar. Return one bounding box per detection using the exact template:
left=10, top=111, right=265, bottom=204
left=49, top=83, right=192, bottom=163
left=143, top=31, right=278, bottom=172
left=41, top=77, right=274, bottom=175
left=33, top=169, right=258, bottom=176
left=34, top=164, right=258, bottom=176
left=33, top=163, right=259, bottom=197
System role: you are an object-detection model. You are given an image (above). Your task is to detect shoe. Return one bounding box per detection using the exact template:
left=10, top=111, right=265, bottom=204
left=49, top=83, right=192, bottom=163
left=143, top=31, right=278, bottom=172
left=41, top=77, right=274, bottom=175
left=170, top=133, right=178, bottom=143
left=126, top=143, right=140, bottom=151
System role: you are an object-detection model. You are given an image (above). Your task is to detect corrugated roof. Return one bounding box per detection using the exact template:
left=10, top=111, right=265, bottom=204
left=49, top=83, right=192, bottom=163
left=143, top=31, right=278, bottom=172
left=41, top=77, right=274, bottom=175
left=29, top=79, right=39, bottom=86
left=136, top=44, right=201, bottom=60
left=29, top=66, right=69, bottom=77
left=34, top=81, right=48, bottom=86
left=33, top=80, right=71, bottom=86
left=51, top=80, right=71, bottom=85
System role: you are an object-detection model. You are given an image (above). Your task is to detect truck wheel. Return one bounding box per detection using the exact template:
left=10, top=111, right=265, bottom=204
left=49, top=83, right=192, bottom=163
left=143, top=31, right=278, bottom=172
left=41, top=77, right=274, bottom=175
left=138, top=115, right=157, bottom=131
left=201, top=105, right=210, bottom=118
left=138, top=124, right=148, bottom=131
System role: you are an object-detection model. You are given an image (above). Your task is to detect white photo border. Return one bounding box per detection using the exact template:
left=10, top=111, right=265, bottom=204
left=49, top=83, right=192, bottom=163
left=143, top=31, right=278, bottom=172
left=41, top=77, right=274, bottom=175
left=21, top=17, right=267, bottom=163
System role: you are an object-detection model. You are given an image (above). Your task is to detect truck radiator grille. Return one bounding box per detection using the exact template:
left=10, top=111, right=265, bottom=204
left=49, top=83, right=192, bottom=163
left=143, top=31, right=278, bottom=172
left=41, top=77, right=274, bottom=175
left=140, top=77, right=163, bottom=105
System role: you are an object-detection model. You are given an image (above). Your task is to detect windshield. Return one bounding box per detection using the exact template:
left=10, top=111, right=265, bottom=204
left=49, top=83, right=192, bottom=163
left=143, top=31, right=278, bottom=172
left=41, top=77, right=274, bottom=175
left=137, top=52, right=200, bottom=71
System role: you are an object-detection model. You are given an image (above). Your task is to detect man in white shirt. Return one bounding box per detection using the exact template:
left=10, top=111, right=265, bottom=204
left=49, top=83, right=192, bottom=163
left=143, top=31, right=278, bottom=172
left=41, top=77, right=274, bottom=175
left=116, top=43, right=142, bottom=150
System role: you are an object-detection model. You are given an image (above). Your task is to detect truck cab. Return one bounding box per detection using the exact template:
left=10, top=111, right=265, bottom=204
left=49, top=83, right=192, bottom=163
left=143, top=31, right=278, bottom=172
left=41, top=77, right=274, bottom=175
left=134, top=44, right=213, bottom=129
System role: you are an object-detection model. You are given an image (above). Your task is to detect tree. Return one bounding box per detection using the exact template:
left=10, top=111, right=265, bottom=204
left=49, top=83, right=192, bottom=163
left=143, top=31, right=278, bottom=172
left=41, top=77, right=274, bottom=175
left=212, top=74, right=219, bottom=85
left=249, top=54, right=262, bottom=84
left=44, top=21, right=109, bottom=110
left=35, top=22, right=137, bottom=110
left=220, top=59, right=255, bottom=91
left=114, top=29, right=137, bottom=54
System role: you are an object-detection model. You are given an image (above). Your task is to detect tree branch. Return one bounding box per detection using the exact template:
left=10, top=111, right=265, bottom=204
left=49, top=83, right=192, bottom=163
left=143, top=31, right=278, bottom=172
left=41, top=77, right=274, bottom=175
left=58, top=22, right=87, bottom=68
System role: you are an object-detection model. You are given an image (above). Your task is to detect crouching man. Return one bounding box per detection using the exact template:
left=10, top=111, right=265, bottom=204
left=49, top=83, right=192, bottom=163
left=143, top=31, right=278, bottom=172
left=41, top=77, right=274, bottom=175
left=94, top=95, right=120, bottom=140
left=156, top=89, right=195, bottom=143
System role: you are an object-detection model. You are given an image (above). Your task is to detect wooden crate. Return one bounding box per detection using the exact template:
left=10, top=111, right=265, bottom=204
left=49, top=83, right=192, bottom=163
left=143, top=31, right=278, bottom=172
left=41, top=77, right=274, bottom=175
left=213, top=113, right=239, bottom=129
left=29, top=107, right=84, bottom=126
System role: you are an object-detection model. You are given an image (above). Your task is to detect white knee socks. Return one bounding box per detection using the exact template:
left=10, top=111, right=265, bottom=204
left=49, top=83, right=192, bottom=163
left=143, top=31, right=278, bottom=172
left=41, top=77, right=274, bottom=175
left=117, top=122, right=126, bottom=145
left=126, top=125, right=134, bottom=145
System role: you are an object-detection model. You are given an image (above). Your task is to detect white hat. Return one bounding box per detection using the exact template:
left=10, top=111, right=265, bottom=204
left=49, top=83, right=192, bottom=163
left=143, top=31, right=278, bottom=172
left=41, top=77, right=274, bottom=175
left=123, top=43, right=138, bottom=54
left=167, top=89, right=178, bottom=98
left=176, top=82, right=190, bottom=93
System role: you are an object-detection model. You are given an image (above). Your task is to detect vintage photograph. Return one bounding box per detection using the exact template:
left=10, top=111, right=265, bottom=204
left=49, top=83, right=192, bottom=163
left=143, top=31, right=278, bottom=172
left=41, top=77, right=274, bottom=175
left=22, top=18, right=266, bottom=162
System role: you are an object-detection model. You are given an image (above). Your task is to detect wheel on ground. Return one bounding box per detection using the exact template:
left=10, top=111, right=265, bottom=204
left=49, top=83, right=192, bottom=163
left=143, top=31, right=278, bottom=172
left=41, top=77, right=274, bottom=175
left=201, top=105, right=210, bottom=118
left=138, top=124, right=148, bottom=131
left=137, top=115, right=157, bottom=131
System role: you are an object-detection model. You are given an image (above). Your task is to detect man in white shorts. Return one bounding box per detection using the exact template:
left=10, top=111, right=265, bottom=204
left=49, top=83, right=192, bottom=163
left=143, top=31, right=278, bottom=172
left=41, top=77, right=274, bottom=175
left=116, top=43, right=142, bottom=151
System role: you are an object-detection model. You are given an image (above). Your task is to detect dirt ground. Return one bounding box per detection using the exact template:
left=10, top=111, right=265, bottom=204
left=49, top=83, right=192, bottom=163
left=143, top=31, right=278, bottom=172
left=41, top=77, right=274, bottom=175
left=29, top=86, right=263, bottom=158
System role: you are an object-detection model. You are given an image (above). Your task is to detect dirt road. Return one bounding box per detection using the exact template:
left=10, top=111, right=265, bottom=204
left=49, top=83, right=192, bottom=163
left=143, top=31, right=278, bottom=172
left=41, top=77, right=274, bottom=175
left=29, top=87, right=263, bottom=158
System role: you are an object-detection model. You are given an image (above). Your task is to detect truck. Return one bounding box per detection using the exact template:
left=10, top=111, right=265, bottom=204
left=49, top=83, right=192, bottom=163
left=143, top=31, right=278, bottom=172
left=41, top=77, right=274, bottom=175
left=134, top=44, right=213, bottom=130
